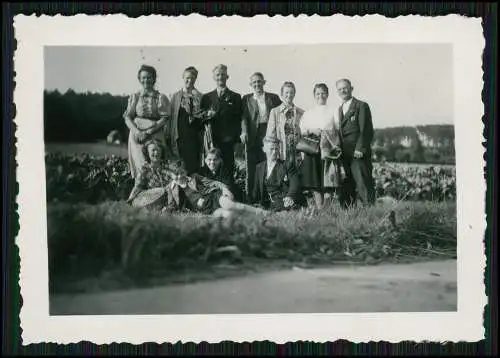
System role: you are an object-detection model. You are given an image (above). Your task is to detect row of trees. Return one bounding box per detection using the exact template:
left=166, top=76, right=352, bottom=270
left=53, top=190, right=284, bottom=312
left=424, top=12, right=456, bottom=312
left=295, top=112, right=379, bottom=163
left=44, top=90, right=455, bottom=164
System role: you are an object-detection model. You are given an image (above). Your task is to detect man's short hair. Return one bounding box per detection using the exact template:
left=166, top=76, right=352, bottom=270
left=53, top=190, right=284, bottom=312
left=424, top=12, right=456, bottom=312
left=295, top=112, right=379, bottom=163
left=250, top=72, right=265, bottom=81
left=205, top=147, right=223, bottom=160
left=213, top=64, right=228, bottom=74
left=336, top=78, right=352, bottom=87
left=263, top=136, right=281, bottom=146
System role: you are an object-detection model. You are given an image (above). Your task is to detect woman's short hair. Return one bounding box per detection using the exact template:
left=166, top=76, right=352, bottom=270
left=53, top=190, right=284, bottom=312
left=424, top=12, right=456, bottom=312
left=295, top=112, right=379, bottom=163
left=281, top=81, right=296, bottom=95
left=205, top=147, right=223, bottom=161
left=250, top=72, right=265, bottom=81
left=183, top=66, right=199, bottom=78
left=141, top=139, right=164, bottom=162
left=137, top=65, right=157, bottom=83
left=313, top=83, right=329, bottom=95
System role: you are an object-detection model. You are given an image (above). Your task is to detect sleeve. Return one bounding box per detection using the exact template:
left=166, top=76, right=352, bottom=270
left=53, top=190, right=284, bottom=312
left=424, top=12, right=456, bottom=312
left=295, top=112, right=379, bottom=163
left=241, top=96, right=248, bottom=135
left=355, top=102, right=373, bottom=154
left=123, top=92, right=138, bottom=119
left=266, top=108, right=278, bottom=138
left=158, top=93, right=171, bottom=118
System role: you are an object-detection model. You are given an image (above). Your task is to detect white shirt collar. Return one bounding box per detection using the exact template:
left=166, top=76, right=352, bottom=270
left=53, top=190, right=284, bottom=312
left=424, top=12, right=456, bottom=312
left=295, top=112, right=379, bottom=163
left=253, top=91, right=266, bottom=100
left=266, top=160, right=277, bottom=179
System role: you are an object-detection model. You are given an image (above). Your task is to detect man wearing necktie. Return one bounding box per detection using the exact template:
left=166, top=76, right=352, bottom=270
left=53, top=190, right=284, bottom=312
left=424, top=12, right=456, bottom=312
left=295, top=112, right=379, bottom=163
left=336, top=79, right=375, bottom=207
left=241, top=72, right=282, bottom=202
left=200, top=64, right=243, bottom=176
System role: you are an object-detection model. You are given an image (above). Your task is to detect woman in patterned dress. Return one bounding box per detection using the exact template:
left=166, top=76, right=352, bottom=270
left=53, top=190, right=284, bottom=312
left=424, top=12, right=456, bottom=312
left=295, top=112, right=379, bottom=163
left=266, top=81, right=304, bottom=168
left=127, top=139, right=179, bottom=211
left=124, top=65, right=171, bottom=179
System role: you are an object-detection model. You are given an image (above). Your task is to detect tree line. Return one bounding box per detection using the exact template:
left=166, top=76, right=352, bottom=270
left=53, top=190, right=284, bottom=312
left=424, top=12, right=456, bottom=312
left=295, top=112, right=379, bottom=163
left=44, top=90, right=455, bottom=164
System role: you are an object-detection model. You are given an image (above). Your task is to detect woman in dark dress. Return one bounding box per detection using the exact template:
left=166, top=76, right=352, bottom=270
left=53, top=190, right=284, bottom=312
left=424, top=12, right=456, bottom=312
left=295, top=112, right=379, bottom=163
left=167, top=66, right=204, bottom=175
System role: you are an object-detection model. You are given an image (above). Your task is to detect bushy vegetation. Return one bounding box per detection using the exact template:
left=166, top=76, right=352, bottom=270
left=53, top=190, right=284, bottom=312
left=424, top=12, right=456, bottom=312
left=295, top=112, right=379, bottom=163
left=45, top=152, right=456, bottom=205
left=48, top=200, right=457, bottom=294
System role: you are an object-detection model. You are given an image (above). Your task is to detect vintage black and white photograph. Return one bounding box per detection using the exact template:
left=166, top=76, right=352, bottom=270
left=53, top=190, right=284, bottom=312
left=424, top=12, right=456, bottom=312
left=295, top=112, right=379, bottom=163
left=15, top=14, right=485, bottom=344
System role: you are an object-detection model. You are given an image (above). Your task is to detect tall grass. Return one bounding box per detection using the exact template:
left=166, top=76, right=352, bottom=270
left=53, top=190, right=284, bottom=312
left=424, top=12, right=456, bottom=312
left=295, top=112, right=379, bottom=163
left=48, top=200, right=457, bottom=293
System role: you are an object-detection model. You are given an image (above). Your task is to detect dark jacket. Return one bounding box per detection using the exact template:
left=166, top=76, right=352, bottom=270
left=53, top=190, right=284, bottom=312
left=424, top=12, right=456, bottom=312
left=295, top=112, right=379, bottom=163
left=241, top=92, right=282, bottom=147
left=199, top=164, right=234, bottom=188
left=201, top=88, right=243, bottom=144
left=252, top=159, right=300, bottom=208
left=338, top=97, right=374, bottom=157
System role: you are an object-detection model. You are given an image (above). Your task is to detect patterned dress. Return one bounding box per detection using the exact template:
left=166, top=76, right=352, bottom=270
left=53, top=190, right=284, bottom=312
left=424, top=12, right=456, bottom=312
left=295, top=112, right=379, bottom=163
left=124, top=90, right=170, bottom=179
left=283, top=108, right=301, bottom=167
left=128, top=161, right=176, bottom=210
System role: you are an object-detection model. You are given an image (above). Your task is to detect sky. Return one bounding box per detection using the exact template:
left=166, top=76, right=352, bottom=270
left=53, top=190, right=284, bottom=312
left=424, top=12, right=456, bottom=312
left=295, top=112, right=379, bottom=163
left=44, top=44, right=453, bottom=129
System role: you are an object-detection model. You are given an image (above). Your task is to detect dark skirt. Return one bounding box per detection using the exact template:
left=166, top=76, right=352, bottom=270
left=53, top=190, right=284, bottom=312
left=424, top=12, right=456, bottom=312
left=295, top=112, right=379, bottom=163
left=300, top=152, right=323, bottom=190
left=177, top=107, right=201, bottom=174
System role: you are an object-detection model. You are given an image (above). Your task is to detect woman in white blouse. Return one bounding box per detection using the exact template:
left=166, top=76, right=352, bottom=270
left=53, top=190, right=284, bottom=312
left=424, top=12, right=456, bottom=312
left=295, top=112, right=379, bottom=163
left=123, top=65, right=171, bottom=179
left=299, top=83, right=341, bottom=209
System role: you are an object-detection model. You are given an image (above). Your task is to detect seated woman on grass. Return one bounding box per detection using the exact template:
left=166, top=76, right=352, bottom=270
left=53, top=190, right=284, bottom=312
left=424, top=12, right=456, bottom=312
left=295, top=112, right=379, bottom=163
left=126, top=139, right=179, bottom=211
left=170, top=157, right=266, bottom=218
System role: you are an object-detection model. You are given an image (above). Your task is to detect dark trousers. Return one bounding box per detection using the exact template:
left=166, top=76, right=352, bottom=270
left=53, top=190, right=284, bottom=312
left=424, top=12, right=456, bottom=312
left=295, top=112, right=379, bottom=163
left=340, top=155, right=375, bottom=207
left=246, top=124, right=268, bottom=203
left=216, top=140, right=236, bottom=176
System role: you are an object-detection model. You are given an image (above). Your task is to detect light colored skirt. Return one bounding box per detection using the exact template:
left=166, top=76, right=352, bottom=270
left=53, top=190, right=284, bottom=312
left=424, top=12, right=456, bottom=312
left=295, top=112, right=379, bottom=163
left=128, top=117, right=166, bottom=179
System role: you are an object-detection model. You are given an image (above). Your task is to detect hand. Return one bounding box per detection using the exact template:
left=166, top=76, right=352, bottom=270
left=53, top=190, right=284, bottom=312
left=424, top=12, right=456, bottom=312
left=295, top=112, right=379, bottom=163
left=134, top=130, right=147, bottom=144
left=283, top=196, right=294, bottom=208
left=196, top=198, right=205, bottom=208
left=240, top=133, right=248, bottom=145
left=354, top=150, right=364, bottom=159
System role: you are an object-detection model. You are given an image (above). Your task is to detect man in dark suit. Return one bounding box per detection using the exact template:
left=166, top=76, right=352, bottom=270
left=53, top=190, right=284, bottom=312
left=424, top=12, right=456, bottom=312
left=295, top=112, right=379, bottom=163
left=201, top=64, right=243, bottom=175
left=241, top=72, right=282, bottom=202
left=252, top=136, right=305, bottom=211
left=336, top=79, right=375, bottom=206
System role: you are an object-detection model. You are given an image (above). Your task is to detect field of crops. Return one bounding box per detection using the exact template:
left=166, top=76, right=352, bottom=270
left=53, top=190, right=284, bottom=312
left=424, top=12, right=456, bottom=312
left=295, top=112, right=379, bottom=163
left=45, top=152, right=456, bottom=204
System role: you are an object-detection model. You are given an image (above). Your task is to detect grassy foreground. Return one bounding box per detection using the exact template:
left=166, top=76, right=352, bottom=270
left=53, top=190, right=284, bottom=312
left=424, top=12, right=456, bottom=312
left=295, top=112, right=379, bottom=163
left=48, top=199, right=457, bottom=294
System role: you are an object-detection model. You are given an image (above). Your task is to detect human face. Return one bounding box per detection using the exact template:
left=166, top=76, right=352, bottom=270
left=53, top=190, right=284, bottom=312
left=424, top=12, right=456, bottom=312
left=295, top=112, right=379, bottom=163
left=139, top=70, right=155, bottom=91
left=213, top=68, right=228, bottom=88
left=282, top=86, right=295, bottom=106
left=336, top=80, right=353, bottom=102
left=264, top=143, right=280, bottom=161
left=314, top=87, right=329, bottom=105
left=205, top=154, right=221, bottom=172
left=147, top=144, right=162, bottom=163
left=250, top=75, right=266, bottom=94
left=183, top=71, right=197, bottom=90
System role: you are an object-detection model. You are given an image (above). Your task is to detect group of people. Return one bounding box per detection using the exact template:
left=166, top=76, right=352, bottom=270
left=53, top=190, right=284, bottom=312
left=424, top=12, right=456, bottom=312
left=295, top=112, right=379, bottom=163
left=124, top=63, right=376, bottom=216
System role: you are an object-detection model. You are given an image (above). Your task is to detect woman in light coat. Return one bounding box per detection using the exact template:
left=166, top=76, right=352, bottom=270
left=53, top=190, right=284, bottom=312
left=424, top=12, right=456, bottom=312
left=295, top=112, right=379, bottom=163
left=266, top=81, right=304, bottom=167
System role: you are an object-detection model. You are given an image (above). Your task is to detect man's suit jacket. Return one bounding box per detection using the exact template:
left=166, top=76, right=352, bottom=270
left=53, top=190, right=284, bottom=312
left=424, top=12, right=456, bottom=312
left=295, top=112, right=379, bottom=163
left=252, top=159, right=300, bottom=206
left=200, top=88, right=243, bottom=144
left=241, top=92, right=282, bottom=147
left=338, top=97, right=374, bottom=158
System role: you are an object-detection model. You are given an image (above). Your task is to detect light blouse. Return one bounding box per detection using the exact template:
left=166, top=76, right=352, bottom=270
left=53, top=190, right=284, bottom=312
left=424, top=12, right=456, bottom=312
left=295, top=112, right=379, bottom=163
left=124, top=90, right=170, bottom=120
left=300, top=104, right=337, bottom=134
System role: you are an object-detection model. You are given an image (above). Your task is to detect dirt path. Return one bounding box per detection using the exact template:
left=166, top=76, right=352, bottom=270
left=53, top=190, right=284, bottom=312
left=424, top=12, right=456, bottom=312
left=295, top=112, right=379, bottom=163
left=50, top=260, right=457, bottom=315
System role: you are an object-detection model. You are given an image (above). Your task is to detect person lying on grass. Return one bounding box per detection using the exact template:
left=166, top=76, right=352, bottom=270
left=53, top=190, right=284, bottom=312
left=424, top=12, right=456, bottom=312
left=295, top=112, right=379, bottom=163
left=126, top=139, right=180, bottom=211
left=169, top=165, right=267, bottom=217
left=252, top=136, right=307, bottom=211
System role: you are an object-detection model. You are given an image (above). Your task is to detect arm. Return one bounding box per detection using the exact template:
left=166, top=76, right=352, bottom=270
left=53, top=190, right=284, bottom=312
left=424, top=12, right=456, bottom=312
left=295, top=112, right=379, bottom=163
left=123, top=93, right=139, bottom=135
left=127, top=166, right=148, bottom=202
left=146, top=94, right=171, bottom=136
left=266, top=108, right=278, bottom=138
left=233, top=93, right=243, bottom=140
left=355, top=102, right=373, bottom=155
left=241, top=96, right=249, bottom=140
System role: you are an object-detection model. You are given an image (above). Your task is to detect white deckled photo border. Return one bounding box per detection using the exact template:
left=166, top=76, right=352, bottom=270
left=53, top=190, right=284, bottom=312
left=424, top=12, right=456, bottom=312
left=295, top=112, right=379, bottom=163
left=13, top=14, right=486, bottom=344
